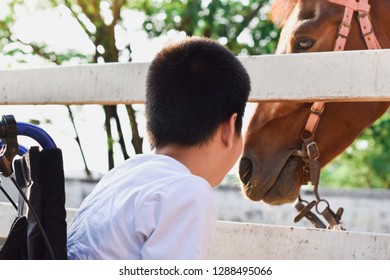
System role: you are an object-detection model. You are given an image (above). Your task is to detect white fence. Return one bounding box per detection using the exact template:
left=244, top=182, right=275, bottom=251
left=1, top=49, right=390, bottom=259
left=1, top=49, right=390, bottom=104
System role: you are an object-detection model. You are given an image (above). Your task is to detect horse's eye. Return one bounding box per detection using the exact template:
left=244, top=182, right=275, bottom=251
left=297, top=39, right=315, bottom=50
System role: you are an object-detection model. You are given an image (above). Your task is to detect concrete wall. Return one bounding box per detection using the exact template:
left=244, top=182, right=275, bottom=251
left=1, top=203, right=389, bottom=259
left=1, top=176, right=390, bottom=234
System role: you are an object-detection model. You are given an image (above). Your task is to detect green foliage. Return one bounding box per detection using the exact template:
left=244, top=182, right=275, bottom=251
left=129, top=0, right=279, bottom=55
left=321, top=110, right=390, bottom=189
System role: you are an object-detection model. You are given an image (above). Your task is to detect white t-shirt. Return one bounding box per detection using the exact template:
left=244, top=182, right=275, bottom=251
left=67, top=154, right=217, bottom=260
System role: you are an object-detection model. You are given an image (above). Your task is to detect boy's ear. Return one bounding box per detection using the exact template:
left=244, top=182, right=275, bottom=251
left=221, top=113, right=238, bottom=149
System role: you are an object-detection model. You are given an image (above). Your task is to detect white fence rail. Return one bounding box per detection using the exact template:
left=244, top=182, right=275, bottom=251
left=1, top=49, right=390, bottom=259
left=1, top=49, right=390, bottom=104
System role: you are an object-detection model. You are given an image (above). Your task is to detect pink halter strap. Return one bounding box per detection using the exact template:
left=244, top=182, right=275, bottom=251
left=303, top=0, right=382, bottom=137
left=328, top=0, right=381, bottom=51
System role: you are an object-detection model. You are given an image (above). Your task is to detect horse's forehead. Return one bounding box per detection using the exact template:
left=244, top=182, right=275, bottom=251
left=271, top=0, right=322, bottom=27
left=297, top=0, right=319, bottom=19
left=283, top=0, right=325, bottom=28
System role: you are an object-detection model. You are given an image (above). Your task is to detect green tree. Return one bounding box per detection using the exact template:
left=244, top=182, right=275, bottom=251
left=130, top=0, right=279, bottom=55
left=321, top=110, right=390, bottom=189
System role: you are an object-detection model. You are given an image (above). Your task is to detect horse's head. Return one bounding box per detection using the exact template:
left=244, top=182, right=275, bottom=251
left=273, top=0, right=376, bottom=54
left=239, top=0, right=390, bottom=205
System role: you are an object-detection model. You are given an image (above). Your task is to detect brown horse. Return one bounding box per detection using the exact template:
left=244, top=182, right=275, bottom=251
left=239, top=0, right=390, bottom=206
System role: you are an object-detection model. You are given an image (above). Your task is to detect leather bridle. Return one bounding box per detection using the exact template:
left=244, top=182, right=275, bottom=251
left=292, top=0, right=381, bottom=230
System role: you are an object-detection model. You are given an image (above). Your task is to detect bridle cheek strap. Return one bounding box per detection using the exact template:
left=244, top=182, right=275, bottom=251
left=303, top=102, right=325, bottom=136
left=294, top=0, right=382, bottom=230
left=306, top=0, right=382, bottom=159
left=293, top=0, right=382, bottom=230
left=358, top=6, right=381, bottom=49
left=328, top=0, right=381, bottom=51
left=328, top=0, right=370, bottom=12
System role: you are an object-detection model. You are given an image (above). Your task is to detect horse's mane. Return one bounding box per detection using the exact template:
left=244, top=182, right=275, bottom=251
left=270, top=0, right=299, bottom=27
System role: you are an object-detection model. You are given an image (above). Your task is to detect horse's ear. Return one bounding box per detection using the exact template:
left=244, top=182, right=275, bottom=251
left=270, top=0, right=298, bottom=27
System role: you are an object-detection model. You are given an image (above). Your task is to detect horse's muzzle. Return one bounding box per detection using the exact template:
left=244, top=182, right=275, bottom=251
left=239, top=156, right=253, bottom=185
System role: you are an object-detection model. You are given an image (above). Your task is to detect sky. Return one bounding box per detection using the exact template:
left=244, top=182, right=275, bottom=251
left=0, top=1, right=256, bottom=179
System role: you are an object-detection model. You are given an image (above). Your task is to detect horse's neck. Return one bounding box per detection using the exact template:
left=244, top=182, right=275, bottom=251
left=372, top=0, right=390, bottom=48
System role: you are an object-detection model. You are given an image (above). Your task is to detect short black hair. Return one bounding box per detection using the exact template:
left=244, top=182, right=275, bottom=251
left=146, top=37, right=250, bottom=148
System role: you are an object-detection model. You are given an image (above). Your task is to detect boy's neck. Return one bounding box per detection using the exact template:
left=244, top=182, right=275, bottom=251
left=155, top=144, right=222, bottom=187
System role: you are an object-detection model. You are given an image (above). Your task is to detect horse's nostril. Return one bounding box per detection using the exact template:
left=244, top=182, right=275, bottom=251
left=239, top=157, right=253, bottom=185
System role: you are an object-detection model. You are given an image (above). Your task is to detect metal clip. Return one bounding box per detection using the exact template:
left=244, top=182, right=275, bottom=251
left=306, top=141, right=319, bottom=160
left=315, top=199, right=345, bottom=230
left=294, top=199, right=326, bottom=229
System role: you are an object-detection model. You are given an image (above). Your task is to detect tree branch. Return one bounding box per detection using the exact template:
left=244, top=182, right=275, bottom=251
left=64, top=0, right=94, bottom=37
left=126, top=105, right=143, bottom=154
left=234, top=2, right=264, bottom=39
left=111, top=0, right=122, bottom=28
left=67, top=105, right=92, bottom=177
left=103, top=105, right=115, bottom=170
left=76, top=0, right=104, bottom=26
left=113, top=106, right=130, bottom=160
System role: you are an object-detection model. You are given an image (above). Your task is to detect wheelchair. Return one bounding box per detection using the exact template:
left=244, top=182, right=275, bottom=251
left=0, top=115, right=67, bottom=260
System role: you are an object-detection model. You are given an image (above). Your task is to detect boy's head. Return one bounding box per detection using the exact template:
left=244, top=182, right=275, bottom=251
left=146, top=37, right=250, bottom=149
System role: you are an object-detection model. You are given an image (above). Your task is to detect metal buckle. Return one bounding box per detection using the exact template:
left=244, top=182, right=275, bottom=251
left=362, top=28, right=374, bottom=37
left=337, top=34, right=348, bottom=39
left=337, top=22, right=351, bottom=39
left=338, top=22, right=351, bottom=31
left=306, top=141, right=319, bottom=160
left=357, top=11, right=370, bottom=19
left=310, top=106, right=325, bottom=115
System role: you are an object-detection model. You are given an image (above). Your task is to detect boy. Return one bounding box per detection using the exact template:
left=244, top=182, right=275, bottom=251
left=67, top=37, right=250, bottom=259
